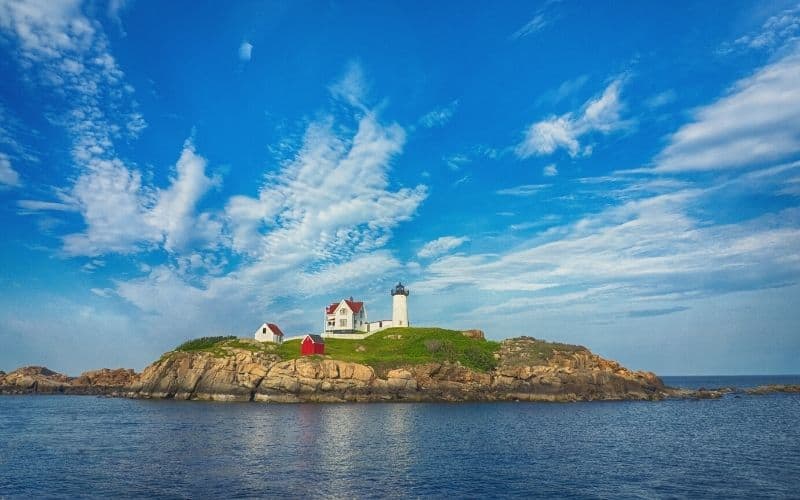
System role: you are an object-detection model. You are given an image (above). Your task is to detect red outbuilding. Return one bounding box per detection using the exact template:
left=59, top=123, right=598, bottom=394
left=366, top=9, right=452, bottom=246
left=301, top=334, right=325, bottom=356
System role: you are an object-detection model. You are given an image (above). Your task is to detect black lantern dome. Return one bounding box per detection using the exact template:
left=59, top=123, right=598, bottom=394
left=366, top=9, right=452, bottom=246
left=391, top=282, right=409, bottom=296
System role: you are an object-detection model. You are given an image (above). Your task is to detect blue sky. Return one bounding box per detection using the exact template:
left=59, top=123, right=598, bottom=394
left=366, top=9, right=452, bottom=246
left=1, top=0, right=799, bottom=375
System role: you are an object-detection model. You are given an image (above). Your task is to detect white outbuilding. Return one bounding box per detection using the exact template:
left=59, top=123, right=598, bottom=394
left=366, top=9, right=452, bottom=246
left=254, top=323, right=284, bottom=343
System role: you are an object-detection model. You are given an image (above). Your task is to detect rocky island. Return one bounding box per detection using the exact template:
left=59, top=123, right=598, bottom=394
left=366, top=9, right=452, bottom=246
left=1, top=327, right=796, bottom=402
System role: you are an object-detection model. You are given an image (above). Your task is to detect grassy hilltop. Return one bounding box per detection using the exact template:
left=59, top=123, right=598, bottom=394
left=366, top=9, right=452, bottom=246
left=174, top=327, right=501, bottom=372
left=171, top=327, right=587, bottom=374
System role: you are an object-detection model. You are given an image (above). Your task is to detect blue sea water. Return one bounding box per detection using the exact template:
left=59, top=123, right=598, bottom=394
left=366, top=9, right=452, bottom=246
left=1, top=376, right=799, bottom=498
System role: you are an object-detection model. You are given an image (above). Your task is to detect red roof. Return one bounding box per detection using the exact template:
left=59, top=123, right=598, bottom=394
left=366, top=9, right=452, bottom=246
left=345, top=300, right=363, bottom=314
left=267, top=323, right=283, bottom=336
left=326, top=299, right=364, bottom=314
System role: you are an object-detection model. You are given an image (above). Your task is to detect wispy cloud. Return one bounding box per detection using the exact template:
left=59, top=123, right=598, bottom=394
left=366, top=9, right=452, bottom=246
left=511, top=13, right=551, bottom=40
left=627, top=306, right=689, bottom=318
left=238, top=41, right=253, bottom=61
left=721, top=3, right=800, bottom=53
left=415, top=186, right=800, bottom=307
left=17, top=200, right=76, bottom=212
left=655, top=45, right=800, bottom=172
left=535, top=75, right=589, bottom=107
left=516, top=78, right=629, bottom=158
left=107, top=0, right=130, bottom=35
left=453, top=174, right=471, bottom=187
left=496, top=183, right=550, bottom=196
left=418, top=100, right=458, bottom=129
left=645, top=89, right=677, bottom=109
left=329, top=60, right=368, bottom=110
left=444, top=153, right=470, bottom=171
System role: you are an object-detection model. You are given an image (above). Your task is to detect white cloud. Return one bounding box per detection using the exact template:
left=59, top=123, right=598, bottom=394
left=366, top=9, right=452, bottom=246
left=225, top=111, right=426, bottom=263
left=419, top=100, right=458, bottom=128
left=61, top=157, right=160, bottom=256
left=655, top=45, right=800, bottom=172
left=0, top=152, right=21, bottom=186
left=418, top=236, right=469, bottom=259
left=150, top=142, right=219, bottom=252
left=57, top=141, right=219, bottom=257
left=516, top=78, right=628, bottom=158
left=543, top=163, right=558, bottom=176
left=496, top=183, right=550, bottom=196
left=238, top=41, right=253, bottom=61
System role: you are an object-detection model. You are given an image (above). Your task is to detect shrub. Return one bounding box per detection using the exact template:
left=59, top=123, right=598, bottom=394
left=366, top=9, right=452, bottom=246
left=424, top=339, right=443, bottom=353
left=463, top=345, right=498, bottom=372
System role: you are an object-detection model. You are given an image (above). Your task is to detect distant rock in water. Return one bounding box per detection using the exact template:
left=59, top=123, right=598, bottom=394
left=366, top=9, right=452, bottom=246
left=0, top=366, right=138, bottom=395
left=745, top=384, right=800, bottom=395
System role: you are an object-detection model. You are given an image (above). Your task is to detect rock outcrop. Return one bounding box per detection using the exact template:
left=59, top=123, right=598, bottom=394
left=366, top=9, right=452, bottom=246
left=126, top=349, right=280, bottom=401
left=0, top=366, right=139, bottom=395
left=461, top=329, right=485, bottom=340
left=126, top=337, right=666, bottom=402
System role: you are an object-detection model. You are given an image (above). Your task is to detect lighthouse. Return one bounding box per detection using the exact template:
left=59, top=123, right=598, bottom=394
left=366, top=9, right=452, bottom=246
left=391, top=282, right=410, bottom=327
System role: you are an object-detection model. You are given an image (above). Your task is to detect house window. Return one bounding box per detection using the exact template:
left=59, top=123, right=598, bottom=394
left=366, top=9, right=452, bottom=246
left=340, top=308, right=346, bottom=315
left=262, top=327, right=267, bottom=333
left=339, top=319, right=347, bottom=327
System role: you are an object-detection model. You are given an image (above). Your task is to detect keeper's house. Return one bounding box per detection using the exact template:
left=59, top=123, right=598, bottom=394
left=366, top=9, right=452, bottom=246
left=324, top=297, right=368, bottom=334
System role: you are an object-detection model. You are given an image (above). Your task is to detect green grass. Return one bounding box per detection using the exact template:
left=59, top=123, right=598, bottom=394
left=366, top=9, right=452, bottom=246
left=276, top=327, right=501, bottom=373
left=175, top=336, right=237, bottom=352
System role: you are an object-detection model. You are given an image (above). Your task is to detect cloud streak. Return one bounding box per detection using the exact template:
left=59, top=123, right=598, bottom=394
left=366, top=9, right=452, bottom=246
left=655, top=44, right=800, bottom=172
left=418, top=236, right=469, bottom=259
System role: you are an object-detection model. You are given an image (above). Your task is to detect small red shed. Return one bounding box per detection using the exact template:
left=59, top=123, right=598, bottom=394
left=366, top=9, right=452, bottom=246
left=301, top=334, right=325, bottom=356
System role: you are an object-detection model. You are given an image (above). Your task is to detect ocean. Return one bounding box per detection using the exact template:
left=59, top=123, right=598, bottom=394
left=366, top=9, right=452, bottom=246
left=1, top=376, right=799, bottom=498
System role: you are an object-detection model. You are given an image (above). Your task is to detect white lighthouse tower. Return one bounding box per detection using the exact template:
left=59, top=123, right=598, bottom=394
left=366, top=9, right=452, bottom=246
left=391, top=282, right=410, bottom=327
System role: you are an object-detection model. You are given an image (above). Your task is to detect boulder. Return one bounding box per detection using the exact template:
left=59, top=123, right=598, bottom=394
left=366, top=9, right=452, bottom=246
left=461, top=329, right=485, bottom=340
